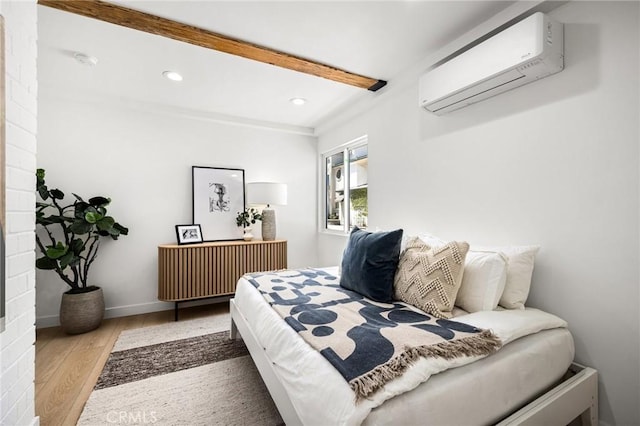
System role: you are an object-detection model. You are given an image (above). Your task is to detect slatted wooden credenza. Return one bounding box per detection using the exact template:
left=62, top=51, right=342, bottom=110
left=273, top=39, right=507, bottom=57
left=158, top=239, right=287, bottom=320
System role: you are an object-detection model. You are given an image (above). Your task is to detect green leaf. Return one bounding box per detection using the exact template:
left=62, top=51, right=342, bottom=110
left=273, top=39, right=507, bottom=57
left=45, top=242, right=68, bottom=259
left=38, top=185, right=49, bottom=200
left=84, top=206, right=103, bottom=224
left=70, top=238, right=84, bottom=255
left=68, top=255, right=81, bottom=268
left=97, top=216, right=115, bottom=231
left=113, top=223, right=129, bottom=235
left=36, top=216, right=54, bottom=226
left=40, top=215, right=65, bottom=225
left=89, top=196, right=110, bottom=207
left=36, top=256, right=57, bottom=270
left=72, top=193, right=85, bottom=203
left=70, top=220, right=92, bottom=234
left=85, top=212, right=100, bottom=223
left=59, top=251, right=76, bottom=269
left=36, top=169, right=49, bottom=199
left=74, top=201, right=90, bottom=219
left=50, top=189, right=64, bottom=199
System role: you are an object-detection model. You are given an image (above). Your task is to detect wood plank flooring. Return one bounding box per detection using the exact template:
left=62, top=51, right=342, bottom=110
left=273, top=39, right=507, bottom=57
left=35, top=303, right=229, bottom=426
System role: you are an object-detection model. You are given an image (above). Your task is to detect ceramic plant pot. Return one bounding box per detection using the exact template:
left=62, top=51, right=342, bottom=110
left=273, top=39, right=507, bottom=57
left=243, top=227, right=254, bottom=241
left=59, top=287, right=105, bottom=335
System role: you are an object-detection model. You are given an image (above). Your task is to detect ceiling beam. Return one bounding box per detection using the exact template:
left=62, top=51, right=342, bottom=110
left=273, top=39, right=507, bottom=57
left=38, top=0, right=387, bottom=92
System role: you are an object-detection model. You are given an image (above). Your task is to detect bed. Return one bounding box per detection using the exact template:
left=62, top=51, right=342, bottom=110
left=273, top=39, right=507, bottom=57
left=229, top=230, right=599, bottom=425
left=230, top=266, right=597, bottom=425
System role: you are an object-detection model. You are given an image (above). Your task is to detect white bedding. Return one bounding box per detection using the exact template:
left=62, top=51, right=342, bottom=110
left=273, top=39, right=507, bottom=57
left=364, top=328, right=573, bottom=425
left=233, top=267, right=572, bottom=425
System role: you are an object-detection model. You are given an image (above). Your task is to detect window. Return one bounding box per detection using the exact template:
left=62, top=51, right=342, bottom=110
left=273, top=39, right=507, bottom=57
left=322, top=136, right=368, bottom=233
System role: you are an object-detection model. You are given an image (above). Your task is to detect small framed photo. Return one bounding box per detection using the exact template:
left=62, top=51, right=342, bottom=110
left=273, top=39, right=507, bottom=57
left=175, top=224, right=203, bottom=245
left=192, top=166, right=245, bottom=241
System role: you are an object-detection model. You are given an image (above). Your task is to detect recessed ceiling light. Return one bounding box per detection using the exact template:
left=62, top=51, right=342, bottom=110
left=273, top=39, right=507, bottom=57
left=73, top=52, right=98, bottom=67
left=289, top=97, right=307, bottom=106
left=162, top=71, right=183, bottom=82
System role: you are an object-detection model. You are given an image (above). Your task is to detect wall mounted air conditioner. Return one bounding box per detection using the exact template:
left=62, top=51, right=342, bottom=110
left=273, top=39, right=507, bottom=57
left=419, top=12, right=564, bottom=115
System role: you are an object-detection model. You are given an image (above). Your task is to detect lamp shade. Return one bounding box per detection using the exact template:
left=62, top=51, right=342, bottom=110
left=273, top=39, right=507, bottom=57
left=247, top=182, right=287, bottom=206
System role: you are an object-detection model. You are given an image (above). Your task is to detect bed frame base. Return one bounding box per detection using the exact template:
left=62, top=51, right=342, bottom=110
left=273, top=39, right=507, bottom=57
left=230, top=299, right=303, bottom=425
left=230, top=298, right=598, bottom=426
left=497, top=363, right=598, bottom=426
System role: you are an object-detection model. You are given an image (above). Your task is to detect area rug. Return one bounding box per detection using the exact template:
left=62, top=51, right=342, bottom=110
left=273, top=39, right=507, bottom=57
left=78, top=314, right=283, bottom=425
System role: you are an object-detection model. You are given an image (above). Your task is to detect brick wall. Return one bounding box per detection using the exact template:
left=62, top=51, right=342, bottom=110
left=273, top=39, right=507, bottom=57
left=0, top=0, right=38, bottom=425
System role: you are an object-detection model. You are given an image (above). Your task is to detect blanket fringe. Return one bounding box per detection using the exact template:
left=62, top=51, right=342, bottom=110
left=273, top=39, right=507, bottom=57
left=349, top=330, right=502, bottom=402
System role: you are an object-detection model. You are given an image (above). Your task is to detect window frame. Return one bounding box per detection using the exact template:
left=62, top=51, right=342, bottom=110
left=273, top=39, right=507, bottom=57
left=319, top=135, right=368, bottom=235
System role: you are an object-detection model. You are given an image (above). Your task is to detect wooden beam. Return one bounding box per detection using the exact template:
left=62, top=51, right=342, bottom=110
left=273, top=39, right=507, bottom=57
left=38, top=0, right=387, bottom=92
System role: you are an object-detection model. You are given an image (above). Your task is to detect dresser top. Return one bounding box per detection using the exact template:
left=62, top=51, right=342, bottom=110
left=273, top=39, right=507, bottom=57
left=158, top=239, right=287, bottom=249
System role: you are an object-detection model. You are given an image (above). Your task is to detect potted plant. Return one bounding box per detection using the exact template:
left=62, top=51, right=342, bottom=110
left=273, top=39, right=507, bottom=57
left=235, top=208, right=262, bottom=241
left=35, top=169, right=128, bottom=334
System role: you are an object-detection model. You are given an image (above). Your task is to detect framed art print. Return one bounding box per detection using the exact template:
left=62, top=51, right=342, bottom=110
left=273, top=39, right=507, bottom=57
left=192, top=166, right=245, bottom=241
left=175, top=224, right=203, bottom=245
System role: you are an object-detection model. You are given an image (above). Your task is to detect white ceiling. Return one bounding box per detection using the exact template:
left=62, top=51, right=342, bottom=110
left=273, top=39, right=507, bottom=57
left=37, top=1, right=514, bottom=132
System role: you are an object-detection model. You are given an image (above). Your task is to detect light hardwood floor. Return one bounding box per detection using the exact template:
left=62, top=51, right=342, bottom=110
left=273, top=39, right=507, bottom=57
left=35, top=303, right=229, bottom=426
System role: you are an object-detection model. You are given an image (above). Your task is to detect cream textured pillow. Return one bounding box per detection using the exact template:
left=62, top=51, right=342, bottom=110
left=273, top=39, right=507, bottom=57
left=394, top=237, right=469, bottom=319
left=455, top=250, right=508, bottom=312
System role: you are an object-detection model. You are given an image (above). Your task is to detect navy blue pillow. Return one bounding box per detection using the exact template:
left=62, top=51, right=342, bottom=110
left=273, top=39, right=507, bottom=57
left=340, top=227, right=403, bottom=302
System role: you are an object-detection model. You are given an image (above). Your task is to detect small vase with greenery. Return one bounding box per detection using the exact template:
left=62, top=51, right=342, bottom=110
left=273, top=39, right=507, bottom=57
left=236, top=208, right=262, bottom=241
left=35, top=169, right=129, bottom=333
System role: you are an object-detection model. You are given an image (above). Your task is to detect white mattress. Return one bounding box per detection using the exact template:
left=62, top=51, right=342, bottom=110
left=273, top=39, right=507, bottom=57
left=364, top=328, right=573, bottom=425
left=233, top=267, right=574, bottom=425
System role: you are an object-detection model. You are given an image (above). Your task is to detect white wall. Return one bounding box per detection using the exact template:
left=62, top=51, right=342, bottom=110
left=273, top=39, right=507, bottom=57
left=318, top=2, right=639, bottom=425
left=0, top=0, right=38, bottom=425
left=36, top=97, right=318, bottom=326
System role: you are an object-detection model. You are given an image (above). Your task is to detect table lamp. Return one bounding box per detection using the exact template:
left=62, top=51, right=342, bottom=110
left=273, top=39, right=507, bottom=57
left=247, top=182, right=287, bottom=241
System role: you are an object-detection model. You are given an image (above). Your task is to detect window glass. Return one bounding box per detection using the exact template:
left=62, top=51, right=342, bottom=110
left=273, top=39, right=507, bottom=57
left=348, top=145, right=368, bottom=229
left=322, top=137, right=368, bottom=233
left=326, top=152, right=345, bottom=231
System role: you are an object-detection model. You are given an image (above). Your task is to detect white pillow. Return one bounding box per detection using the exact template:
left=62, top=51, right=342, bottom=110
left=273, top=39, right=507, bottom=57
left=500, top=246, right=540, bottom=309
left=416, top=233, right=445, bottom=247
left=401, top=232, right=445, bottom=253
left=412, top=233, right=539, bottom=310
left=477, top=245, right=540, bottom=309
left=456, top=250, right=508, bottom=312
left=406, top=234, right=508, bottom=312
left=408, top=233, right=539, bottom=310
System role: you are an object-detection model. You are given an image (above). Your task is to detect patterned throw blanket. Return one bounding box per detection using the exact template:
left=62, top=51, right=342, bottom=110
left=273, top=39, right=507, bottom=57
left=245, top=268, right=502, bottom=401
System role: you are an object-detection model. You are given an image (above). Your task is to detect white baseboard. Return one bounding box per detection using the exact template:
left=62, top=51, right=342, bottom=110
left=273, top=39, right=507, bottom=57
left=36, top=314, right=60, bottom=329
left=105, top=300, right=175, bottom=319
left=35, top=297, right=231, bottom=329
